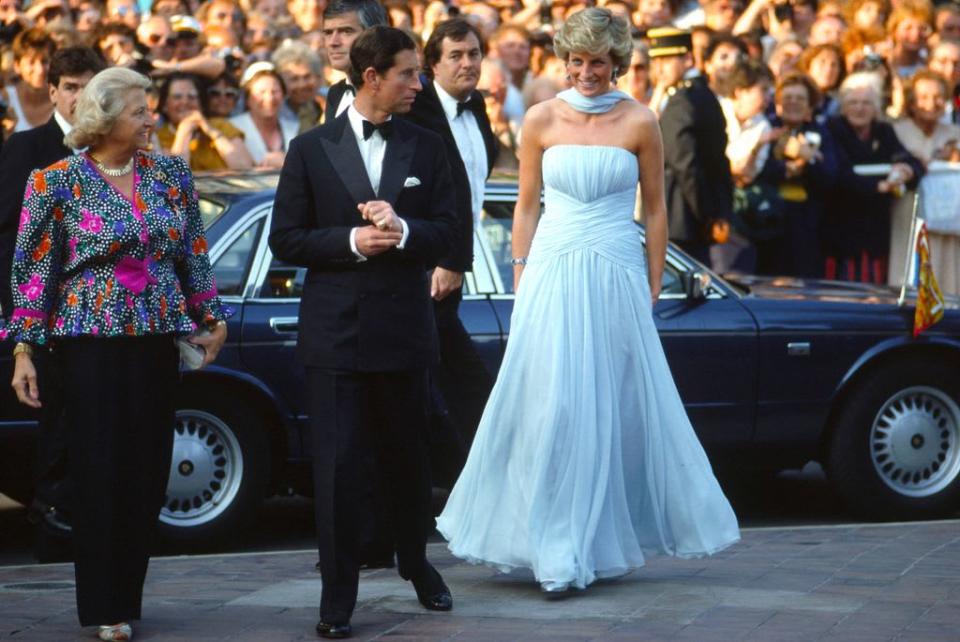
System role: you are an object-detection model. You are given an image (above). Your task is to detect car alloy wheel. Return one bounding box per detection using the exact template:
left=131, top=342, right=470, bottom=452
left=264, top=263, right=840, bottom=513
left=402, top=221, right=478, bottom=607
left=161, top=409, right=244, bottom=529
left=869, top=386, right=960, bottom=498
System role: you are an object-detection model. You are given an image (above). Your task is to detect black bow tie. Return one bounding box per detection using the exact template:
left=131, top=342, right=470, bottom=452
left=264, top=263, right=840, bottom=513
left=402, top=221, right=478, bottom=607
left=456, top=94, right=484, bottom=117
left=362, top=119, right=393, bottom=140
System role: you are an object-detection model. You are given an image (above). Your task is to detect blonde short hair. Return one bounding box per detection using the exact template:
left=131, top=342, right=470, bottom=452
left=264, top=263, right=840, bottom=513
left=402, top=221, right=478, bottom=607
left=65, top=68, right=151, bottom=150
left=554, top=7, right=633, bottom=73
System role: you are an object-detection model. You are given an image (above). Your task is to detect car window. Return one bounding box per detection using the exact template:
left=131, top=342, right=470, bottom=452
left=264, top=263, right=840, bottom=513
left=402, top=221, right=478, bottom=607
left=212, top=219, right=263, bottom=296
left=259, top=257, right=307, bottom=298
left=199, top=197, right=227, bottom=230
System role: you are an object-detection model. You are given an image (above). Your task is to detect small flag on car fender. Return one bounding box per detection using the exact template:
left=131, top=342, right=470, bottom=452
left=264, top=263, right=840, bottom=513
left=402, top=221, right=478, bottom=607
left=913, top=222, right=944, bottom=337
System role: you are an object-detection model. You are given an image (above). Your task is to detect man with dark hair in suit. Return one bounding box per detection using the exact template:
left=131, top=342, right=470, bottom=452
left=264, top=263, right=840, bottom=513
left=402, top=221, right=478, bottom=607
left=0, top=46, right=105, bottom=558
left=649, top=27, right=733, bottom=265
left=321, top=0, right=388, bottom=123
left=403, top=18, right=498, bottom=482
left=270, top=26, right=457, bottom=640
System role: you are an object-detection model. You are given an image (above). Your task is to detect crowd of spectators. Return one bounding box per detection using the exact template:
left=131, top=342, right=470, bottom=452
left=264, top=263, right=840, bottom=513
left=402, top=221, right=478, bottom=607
left=0, top=0, right=958, bottom=287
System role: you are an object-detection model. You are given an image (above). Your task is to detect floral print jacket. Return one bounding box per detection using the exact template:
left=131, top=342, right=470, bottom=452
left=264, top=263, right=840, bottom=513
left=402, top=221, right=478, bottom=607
left=4, top=151, right=230, bottom=345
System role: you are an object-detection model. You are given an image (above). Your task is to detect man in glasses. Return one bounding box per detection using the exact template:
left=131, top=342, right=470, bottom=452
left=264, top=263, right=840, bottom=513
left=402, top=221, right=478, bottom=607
left=136, top=14, right=175, bottom=61
left=149, top=15, right=230, bottom=80
left=0, top=46, right=105, bottom=561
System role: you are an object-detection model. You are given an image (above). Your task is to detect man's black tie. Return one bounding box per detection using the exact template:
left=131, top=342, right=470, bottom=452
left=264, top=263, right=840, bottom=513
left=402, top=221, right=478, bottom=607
left=362, top=119, right=393, bottom=140
left=456, top=94, right=485, bottom=117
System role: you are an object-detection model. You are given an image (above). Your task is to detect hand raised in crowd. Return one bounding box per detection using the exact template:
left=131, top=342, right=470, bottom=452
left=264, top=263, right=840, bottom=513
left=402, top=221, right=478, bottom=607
left=11, top=352, right=41, bottom=409
left=878, top=162, right=914, bottom=194
left=177, top=110, right=211, bottom=137
left=934, top=140, right=960, bottom=163
left=259, top=151, right=286, bottom=169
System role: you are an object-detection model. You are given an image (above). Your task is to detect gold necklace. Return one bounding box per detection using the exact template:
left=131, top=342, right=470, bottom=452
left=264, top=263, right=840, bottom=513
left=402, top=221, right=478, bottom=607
left=90, top=154, right=134, bottom=177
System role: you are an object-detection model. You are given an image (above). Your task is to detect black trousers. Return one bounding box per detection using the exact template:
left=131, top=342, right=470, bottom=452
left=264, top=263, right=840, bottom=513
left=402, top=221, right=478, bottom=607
left=307, top=368, right=432, bottom=625
left=429, top=286, right=493, bottom=487
left=55, top=335, right=178, bottom=626
left=33, top=349, right=69, bottom=515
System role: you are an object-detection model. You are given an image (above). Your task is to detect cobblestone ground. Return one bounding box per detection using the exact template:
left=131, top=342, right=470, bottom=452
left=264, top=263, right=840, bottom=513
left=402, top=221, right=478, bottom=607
left=1, top=521, right=959, bottom=641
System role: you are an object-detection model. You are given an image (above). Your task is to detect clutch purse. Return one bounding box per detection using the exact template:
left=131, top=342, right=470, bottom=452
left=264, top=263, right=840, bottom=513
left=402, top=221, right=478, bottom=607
left=175, top=332, right=208, bottom=370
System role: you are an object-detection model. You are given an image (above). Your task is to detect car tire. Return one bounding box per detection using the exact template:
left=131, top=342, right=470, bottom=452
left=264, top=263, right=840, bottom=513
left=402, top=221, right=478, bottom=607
left=828, top=359, right=960, bottom=520
left=158, top=389, right=270, bottom=545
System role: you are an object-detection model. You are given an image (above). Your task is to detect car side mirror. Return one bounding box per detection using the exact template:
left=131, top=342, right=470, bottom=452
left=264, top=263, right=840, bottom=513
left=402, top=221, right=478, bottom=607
left=681, top=270, right=709, bottom=300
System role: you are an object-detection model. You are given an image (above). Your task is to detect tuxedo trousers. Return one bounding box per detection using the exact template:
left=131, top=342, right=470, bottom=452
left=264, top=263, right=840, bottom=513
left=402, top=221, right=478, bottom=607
left=307, top=368, right=432, bottom=624
left=54, top=335, right=178, bottom=626
left=430, top=285, right=493, bottom=487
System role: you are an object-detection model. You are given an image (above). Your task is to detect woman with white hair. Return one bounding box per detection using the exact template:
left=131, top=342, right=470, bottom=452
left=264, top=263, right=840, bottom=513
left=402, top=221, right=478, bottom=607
left=229, top=62, right=299, bottom=169
left=7, top=67, right=230, bottom=641
left=437, top=8, right=739, bottom=594
left=824, top=71, right=923, bottom=283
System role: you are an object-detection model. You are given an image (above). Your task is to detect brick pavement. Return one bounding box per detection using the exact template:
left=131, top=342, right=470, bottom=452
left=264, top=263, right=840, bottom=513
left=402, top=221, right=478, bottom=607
left=1, top=521, right=959, bottom=641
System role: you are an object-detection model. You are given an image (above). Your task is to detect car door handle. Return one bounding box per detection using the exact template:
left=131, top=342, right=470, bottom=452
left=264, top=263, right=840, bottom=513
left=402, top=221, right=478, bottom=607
left=270, top=316, right=299, bottom=334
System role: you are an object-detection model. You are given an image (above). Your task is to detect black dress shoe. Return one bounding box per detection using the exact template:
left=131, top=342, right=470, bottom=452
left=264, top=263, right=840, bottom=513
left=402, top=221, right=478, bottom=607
left=316, top=621, right=352, bottom=639
left=411, top=563, right=453, bottom=611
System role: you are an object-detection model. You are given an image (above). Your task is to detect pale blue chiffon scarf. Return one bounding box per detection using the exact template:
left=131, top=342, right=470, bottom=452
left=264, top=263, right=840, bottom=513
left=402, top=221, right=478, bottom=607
left=556, top=88, right=633, bottom=113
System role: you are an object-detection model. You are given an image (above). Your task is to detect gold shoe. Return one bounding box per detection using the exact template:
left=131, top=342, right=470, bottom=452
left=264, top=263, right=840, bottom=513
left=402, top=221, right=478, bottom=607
left=97, top=623, right=132, bottom=641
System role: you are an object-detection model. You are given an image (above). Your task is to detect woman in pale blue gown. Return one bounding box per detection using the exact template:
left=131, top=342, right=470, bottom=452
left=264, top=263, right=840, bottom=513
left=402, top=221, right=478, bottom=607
left=436, top=9, right=740, bottom=593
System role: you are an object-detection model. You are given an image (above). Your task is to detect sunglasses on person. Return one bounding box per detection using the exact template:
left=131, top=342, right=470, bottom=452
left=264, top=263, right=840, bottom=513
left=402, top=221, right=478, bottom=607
left=170, top=91, right=199, bottom=101
left=207, top=87, right=239, bottom=99
left=146, top=33, right=175, bottom=47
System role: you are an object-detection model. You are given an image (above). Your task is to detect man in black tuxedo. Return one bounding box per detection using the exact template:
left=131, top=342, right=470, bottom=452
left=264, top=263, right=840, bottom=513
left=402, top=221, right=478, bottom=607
left=0, top=46, right=104, bottom=557
left=402, top=18, right=498, bottom=481
left=269, top=26, right=458, bottom=640
left=649, top=28, right=733, bottom=265
left=321, top=0, right=387, bottom=124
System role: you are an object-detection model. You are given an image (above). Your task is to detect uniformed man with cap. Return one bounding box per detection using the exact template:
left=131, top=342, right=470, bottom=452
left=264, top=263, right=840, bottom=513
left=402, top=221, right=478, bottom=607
left=647, top=27, right=733, bottom=265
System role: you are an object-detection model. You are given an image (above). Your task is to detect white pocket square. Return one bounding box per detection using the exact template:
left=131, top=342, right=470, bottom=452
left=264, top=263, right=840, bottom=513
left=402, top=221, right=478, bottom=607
left=403, top=176, right=421, bottom=188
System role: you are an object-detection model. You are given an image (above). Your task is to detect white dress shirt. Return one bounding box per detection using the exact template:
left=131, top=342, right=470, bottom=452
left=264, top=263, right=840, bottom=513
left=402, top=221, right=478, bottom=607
left=434, top=82, right=488, bottom=227
left=345, top=104, right=409, bottom=261
left=53, top=110, right=83, bottom=154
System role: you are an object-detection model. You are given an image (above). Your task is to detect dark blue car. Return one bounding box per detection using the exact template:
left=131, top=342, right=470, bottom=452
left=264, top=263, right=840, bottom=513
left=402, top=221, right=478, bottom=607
left=3, top=172, right=959, bottom=544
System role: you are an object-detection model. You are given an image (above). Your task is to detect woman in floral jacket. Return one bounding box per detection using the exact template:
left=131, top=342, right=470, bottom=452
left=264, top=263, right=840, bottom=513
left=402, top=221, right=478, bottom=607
left=7, top=67, right=229, bottom=642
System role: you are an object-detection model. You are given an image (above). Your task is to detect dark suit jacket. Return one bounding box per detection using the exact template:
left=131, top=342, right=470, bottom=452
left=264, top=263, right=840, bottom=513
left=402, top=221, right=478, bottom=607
left=268, top=113, right=458, bottom=372
left=323, top=80, right=353, bottom=124
left=0, top=116, right=71, bottom=320
left=402, top=80, right=498, bottom=272
left=659, top=74, right=733, bottom=244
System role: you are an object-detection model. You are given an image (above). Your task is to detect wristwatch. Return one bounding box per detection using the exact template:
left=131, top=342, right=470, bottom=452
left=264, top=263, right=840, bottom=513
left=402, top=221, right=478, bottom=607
left=12, top=342, right=33, bottom=358
left=511, top=257, right=528, bottom=266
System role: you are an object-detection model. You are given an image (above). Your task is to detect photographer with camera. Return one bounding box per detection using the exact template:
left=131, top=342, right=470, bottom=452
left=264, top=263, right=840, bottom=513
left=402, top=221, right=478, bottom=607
left=756, top=71, right=839, bottom=277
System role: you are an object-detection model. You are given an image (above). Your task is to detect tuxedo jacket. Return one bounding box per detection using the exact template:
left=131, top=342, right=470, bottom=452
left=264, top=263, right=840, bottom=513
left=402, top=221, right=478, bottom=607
left=0, top=116, right=71, bottom=319
left=268, top=113, right=458, bottom=372
left=659, top=74, right=733, bottom=244
left=324, top=80, right=352, bottom=124
left=402, top=80, right=498, bottom=272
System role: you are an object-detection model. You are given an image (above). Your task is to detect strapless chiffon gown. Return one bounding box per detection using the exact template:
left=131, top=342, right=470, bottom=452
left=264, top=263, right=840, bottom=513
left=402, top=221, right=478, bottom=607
left=435, top=144, right=740, bottom=591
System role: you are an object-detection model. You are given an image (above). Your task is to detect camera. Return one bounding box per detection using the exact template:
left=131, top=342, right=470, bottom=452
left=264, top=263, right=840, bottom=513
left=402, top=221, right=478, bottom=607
left=773, top=2, right=793, bottom=22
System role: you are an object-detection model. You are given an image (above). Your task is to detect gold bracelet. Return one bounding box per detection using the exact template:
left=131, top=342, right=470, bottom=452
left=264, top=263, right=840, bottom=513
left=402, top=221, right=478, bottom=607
left=12, top=342, right=33, bottom=358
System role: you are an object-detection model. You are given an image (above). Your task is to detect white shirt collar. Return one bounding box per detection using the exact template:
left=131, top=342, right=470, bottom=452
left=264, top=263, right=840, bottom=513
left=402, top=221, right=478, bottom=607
left=53, top=109, right=73, bottom=137
left=346, top=103, right=391, bottom=141
left=434, top=81, right=465, bottom=122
